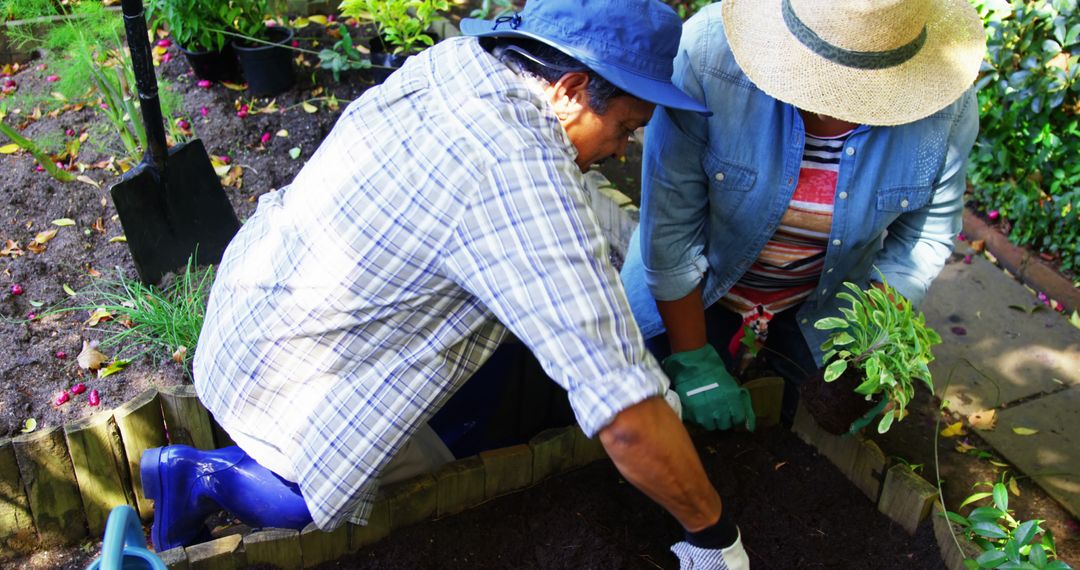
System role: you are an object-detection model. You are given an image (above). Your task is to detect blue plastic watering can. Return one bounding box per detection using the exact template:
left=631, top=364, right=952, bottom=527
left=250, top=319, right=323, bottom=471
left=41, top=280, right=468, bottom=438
left=85, top=505, right=166, bottom=570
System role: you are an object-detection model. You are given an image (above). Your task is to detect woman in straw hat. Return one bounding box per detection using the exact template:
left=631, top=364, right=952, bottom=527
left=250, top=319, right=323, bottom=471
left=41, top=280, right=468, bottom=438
left=620, top=0, right=985, bottom=433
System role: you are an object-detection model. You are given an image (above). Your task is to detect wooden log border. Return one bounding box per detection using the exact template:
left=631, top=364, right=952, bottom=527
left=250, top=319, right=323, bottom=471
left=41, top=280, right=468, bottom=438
left=0, top=175, right=976, bottom=568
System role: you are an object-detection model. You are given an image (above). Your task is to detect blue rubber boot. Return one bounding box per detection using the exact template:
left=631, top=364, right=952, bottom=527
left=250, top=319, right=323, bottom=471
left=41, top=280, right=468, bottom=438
left=140, top=445, right=313, bottom=551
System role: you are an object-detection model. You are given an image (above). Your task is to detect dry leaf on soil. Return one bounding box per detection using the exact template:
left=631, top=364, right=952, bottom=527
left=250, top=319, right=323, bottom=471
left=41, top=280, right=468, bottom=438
left=77, top=340, right=109, bottom=370
left=968, top=409, right=997, bottom=431
left=52, top=218, right=76, bottom=227
left=1008, top=477, right=1021, bottom=497
left=172, top=345, right=187, bottom=363
left=1, top=240, right=25, bottom=257
left=85, top=308, right=112, bottom=326
left=940, top=421, right=966, bottom=438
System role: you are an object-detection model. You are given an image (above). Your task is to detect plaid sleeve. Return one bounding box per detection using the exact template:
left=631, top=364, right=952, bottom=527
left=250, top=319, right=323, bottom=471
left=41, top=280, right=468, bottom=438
left=441, top=144, right=667, bottom=437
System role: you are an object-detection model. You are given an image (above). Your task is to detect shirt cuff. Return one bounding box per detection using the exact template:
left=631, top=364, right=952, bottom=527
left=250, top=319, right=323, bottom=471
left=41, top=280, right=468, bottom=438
left=643, top=256, right=708, bottom=302
left=568, top=360, right=667, bottom=437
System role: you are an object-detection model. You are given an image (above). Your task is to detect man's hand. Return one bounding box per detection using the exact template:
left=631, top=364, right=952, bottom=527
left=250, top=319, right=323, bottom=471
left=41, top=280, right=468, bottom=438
left=662, top=345, right=755, bottom=431
left=671, top=532, right=750, bottom=569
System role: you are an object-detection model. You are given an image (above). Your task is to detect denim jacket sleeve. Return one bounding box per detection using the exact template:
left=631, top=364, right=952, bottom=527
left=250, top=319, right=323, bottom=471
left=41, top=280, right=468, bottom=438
left=870, top=89, right=979, bottom=307
left=638, top=28, right=712, bottom=302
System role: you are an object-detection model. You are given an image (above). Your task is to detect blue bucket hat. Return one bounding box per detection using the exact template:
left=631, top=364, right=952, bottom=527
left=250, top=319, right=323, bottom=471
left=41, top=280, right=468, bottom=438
left=460, top=0, right=709, bottom=114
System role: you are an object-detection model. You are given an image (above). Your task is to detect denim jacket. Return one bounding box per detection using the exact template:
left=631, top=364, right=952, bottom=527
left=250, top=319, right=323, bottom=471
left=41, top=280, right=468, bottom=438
left=620, top=4, right=979, bottom=364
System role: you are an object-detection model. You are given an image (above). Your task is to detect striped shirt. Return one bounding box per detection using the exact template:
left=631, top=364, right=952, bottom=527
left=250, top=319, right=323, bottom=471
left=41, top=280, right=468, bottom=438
left=721, top=131, right=851, bottom=317
left=193, top=36, right=666, bottom=531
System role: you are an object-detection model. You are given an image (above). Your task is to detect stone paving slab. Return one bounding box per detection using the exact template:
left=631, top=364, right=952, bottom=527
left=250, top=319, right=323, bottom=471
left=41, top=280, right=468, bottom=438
left=920, top=244, right=1080, bottom=417
left=976, top=386, right=1080, bottom=518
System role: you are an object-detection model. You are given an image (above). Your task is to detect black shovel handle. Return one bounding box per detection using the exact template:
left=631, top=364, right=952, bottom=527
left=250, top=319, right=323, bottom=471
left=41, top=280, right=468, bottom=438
left=121, top=0, right=168, bottom=171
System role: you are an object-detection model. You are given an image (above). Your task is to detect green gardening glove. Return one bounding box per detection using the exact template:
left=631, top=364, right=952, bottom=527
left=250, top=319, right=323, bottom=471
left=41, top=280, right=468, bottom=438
left=662, top=345, right=756, bottom=432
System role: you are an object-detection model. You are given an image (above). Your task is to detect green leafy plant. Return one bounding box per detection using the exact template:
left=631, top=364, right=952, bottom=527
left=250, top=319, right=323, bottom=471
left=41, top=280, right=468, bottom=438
left=0, top=112, right=75, bottom=182
left=944, top=481, right=1072, bottom=570
left=814, top=280, right=942, bottom=433
left=340, top=0, right=449, bottom=55
left=225, top=0, right=271, bottom=42
left=968, top=0, right=1080, bottom=272
left=469, top=0, right=514, bottom=20
left=59, top=256, right=215, bottom=373
left=146, top=0, right=233, bottom=52
left=318, top=23, right=371, bottom=81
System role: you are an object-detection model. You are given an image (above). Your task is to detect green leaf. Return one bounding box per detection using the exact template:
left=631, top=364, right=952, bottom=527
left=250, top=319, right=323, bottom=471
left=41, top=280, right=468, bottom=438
left=975, top=549, right=1008, bottom=568
left=945, top=511, right=971, bottom=526
left=823, top=359, right=847, bottom=382
left=97, top=359, right=131, bottom=378
left=29, top=300, right=44, bottom=307
left=993, top=483, right=1009, bottom=512
left=288, top=146, right=301, bottom=160
left=960, top=492, right=994, bottom=509
left=20, top=418, right=37, bottom=433
left=832, top=331, right=855, bottom=346
left=51, top=218, right=76, bottom=227
left=63, top=284, right=76, bottom=297
left=1013, top=520, right=1040, bottom=547
left=969, top=507, right=1006, bottom=523
left=972, top=521, right=1010, bottom=540
left=1028, top=544, right=1047, bottom=567
left=815, top=317, right=849, bottom=330
left=876, top=410, right=895, bottom=434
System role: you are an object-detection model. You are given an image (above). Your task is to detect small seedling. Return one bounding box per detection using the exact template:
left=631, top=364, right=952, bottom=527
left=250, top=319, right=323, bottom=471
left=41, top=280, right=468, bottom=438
left=815, top=279, right=942, bottom=433
left=944, top=481, right=1073, bottom=570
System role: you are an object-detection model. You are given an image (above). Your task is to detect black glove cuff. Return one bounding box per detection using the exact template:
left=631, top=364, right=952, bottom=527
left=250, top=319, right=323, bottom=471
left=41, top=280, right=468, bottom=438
left=684, top=502, right=738, bottom=550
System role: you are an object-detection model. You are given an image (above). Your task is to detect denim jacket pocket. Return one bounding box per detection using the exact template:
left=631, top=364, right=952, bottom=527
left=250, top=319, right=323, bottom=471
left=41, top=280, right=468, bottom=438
left=703, top=153, right=756, bottom=193
left=876, top=185, right=932, bottom=213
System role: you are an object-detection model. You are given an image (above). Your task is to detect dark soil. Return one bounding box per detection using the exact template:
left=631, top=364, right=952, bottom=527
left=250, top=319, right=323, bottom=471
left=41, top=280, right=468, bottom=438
left=0, top=21, right=366, bottom=438
left=800, top=367, right=879, bottom=436
left=323, top=427, right=945, bottom=570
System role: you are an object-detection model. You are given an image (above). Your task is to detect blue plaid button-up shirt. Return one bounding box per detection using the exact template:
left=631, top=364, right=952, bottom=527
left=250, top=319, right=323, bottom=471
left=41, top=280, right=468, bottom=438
left=193, top=36, right=668, bottom=531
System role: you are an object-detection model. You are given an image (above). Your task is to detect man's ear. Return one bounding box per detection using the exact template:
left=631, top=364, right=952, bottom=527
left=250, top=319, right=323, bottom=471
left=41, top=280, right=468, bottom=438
left=550, top=71, right=591, bottom=117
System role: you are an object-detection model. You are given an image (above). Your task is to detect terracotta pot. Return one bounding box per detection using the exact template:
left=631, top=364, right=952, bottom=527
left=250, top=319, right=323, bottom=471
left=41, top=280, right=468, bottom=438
left=799, top=364, right=878, bottom=435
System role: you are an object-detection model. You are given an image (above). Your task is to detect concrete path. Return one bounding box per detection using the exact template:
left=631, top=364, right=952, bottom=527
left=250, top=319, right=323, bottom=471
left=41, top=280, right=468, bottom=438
left=921, top=239, right=1080, bottom=518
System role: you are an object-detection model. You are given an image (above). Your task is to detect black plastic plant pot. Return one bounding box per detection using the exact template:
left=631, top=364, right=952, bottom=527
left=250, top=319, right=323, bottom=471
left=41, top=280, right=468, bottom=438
left=369, top=50, right=410, bottom=84
left=180, top=43, right=242, bottom=83
left=233, top=26, right=295, bottom=97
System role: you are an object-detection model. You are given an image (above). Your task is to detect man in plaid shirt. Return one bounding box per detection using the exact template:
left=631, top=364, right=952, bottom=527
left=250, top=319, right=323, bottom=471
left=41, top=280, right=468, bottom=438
left=140, top=0, right=749, bottom=567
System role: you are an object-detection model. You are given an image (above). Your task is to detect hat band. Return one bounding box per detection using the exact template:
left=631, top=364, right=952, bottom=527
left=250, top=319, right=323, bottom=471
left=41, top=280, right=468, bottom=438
left=782, top=0, right=928, bottom=70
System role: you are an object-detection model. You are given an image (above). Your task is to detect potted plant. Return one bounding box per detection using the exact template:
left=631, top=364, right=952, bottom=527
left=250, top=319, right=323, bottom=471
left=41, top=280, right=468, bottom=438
left=227, top=0, right=295, bottom=96
left=318, top=24, right=372, bottom=83
left=147, top=0, right=241, bottom=82
left=340, top=0, right=450, bottom=83
left=801, top=280, right=942, bottom=435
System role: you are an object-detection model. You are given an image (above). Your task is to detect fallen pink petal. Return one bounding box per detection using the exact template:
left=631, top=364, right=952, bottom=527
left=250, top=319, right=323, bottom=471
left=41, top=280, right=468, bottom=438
left=26, top=312, right=36, bottom=320
left=291, top=40, right=300, bottom=48
left=177, top=119, right=191, bottom=130
left=988, top=210, right=1000, bottom=221
left=957, top=232, right=966, bottom=241
left=55, top=350, right=66, bottom=359
left=65, top=128, right=75, bottom=136
left=70, top=383, right=87, bottom=395
left=10, top=283, right=24, bottom=296
left=950, top=326, right=967, bottom=336
left=88, top=389, right=100, bottom=406
left=54, top=390, right=70, bottom=406
left=197, top=79, right=212, bottom=89
left=156, top=38, right=173, bottom=48
left=161, top=52, right=173, bottom=63
left=45, top=74, right=59, bottom=82
left=200, top=106, right=209, bottom=117
left=963, top=255, right=971, bottom=264
left=260, top=132, right=272, bottom=145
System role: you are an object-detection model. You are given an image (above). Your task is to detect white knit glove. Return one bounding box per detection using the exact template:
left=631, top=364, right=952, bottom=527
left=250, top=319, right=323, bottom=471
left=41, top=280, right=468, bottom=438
left=671, top=530, right=750, bottom=570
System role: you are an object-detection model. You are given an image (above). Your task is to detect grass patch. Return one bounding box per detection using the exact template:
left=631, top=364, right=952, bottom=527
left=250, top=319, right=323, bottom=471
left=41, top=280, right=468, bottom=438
left=62, top=257, right=214, bottom=375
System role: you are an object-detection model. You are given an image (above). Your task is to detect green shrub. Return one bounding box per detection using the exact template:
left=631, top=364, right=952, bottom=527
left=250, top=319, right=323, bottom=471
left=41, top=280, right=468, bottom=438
left=968, top=0, right=1080, bottom=272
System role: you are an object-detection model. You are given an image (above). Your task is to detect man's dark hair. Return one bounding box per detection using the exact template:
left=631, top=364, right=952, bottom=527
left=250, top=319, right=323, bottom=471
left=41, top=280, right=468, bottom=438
left=484, top=37, right=625, bottom=114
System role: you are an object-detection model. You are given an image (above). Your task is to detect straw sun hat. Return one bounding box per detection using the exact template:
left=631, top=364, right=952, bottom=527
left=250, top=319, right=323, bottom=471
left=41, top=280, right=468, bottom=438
left=722, top=0, right=985, bottom=126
